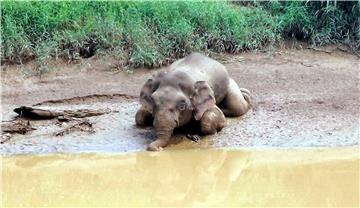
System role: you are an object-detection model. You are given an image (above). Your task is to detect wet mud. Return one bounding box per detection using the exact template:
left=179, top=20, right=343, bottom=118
left=1, top=46, right=359, bottom=154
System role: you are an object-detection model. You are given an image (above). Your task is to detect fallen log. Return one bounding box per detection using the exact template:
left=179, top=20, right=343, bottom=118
left=14, top=106, right=62, bottom=119
left=2, top=106, right=115, bottom=137
left=13, top=106, right=114, bottom=120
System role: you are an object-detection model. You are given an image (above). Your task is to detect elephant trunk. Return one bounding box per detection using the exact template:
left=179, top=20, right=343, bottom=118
left=148, top=113, right=177, bottom=150
left=154, top=116, right=176, bottom=140
left=154, top=128, right=173, bottom=145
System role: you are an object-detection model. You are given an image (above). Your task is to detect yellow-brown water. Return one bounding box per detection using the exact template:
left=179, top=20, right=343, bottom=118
left=2, top=147, right=359, bottom=207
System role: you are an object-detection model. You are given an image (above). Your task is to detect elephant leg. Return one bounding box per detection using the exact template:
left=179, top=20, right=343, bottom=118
left=135, top=107, right=153, bottom=126
left=220, top=78, right=251, bottom=117
left=200, top=106, right=226, bottom=135
left=147, top=138, right=170, bottom=151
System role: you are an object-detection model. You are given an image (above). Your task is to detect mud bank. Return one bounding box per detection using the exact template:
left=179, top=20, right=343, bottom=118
left=1, top=47, right=359, bottom=154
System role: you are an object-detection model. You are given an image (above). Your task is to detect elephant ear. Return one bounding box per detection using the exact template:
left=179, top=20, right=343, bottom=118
left=191, top=81, right=216, bottom=121
left=140, top=78, right=156, bottom=114
left=140, top=72, right=166, bottom=113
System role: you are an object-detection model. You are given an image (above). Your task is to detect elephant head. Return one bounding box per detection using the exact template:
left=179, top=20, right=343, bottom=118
left=140, top=71, right=196, bottom=150
left=139, top=69, right=223, bottom=151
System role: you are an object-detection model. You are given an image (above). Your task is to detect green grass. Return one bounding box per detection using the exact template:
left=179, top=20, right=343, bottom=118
left=1, top=1, right=359, bottom=73
left=262, top=1, right=359, bottom=47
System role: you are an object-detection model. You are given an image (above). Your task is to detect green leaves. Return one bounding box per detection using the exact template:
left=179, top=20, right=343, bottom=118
left=1, top=1, right=358, bottom=71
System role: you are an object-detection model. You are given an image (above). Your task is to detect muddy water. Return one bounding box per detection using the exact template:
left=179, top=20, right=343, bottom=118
left=3, top=147, right=359, bottom=206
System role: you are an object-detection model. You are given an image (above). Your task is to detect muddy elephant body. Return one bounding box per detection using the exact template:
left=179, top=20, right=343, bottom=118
left=136, top=53, right=251, bottom=151
left=169, top=54, right=229, bottom=105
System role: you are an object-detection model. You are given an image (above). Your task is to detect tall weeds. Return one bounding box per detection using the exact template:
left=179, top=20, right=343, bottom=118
left=1, top=1, right=359, bottom=72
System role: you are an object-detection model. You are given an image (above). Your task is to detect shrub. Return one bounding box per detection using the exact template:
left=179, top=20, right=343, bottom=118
left=1, top=1, right=358, bottom=72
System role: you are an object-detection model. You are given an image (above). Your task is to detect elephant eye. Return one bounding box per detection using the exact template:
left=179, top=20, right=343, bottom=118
left=177, top=101, right=187, bottom=111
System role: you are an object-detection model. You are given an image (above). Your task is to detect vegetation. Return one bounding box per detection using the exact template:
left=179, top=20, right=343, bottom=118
left=1, top=1, right=359, bottom=73
left=261, top=1, right=360, bottom=48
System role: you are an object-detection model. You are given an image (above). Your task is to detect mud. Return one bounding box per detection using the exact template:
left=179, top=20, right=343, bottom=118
left=1, top=46, right=359, bottom=154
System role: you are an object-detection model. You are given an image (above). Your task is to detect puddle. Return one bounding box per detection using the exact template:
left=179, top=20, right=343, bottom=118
left=2, top=147, right=359, bottom=206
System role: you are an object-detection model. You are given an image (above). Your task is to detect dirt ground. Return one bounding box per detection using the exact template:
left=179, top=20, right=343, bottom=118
left=1, top=45, right=359, bottom=154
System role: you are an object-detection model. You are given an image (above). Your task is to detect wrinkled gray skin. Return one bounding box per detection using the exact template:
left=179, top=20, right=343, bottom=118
left=135, top=53, right=251, bottom=151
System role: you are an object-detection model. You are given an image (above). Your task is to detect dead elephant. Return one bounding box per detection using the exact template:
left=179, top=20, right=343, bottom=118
left=135, top=53, right=251, bottom=151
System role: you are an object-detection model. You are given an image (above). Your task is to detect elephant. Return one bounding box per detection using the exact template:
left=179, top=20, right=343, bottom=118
left=135, top=53, right=251, bottom=151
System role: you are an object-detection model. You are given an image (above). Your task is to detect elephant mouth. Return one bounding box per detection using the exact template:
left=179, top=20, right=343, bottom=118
left=175, top=119, right=180, bottom=127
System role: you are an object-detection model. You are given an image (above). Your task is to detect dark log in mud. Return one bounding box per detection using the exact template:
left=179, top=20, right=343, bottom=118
left=14, top=106, right=62, bottom=119
left=13, top=106, right=115, bottom=119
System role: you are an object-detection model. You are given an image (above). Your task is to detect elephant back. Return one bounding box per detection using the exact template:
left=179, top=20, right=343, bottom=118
left=169, top=53, right=230, bottom=103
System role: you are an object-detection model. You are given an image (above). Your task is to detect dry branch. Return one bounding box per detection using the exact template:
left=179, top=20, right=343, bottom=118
left=54, top=119, right=94, bottom=136
left=1, top=120, right=36, bottom=134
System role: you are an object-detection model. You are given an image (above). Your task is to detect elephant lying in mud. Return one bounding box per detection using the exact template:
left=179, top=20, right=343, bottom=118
left=135, top=53, right=251, bottom=151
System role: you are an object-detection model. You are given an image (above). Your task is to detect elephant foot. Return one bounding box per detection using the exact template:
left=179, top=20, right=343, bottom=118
left=186, top=134, right=201, bottom=142
left=240, top=88, right=250, bottom=96
left=147, top=139, right=169, bottom=151
left=240, top=88, right=251, bottom=105
left=221, top=79, right=251, bottom=117
left=147, top=143, right=163, bottom=151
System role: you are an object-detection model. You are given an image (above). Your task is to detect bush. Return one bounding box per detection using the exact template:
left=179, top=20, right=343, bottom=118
left=263, top=1, right=359, bottom=49
left=1, top=1, right=279, bottom=70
